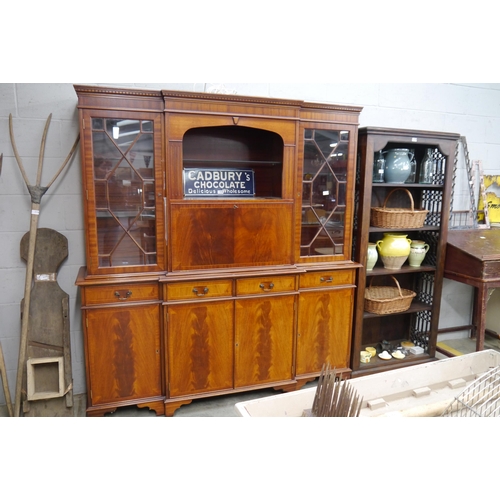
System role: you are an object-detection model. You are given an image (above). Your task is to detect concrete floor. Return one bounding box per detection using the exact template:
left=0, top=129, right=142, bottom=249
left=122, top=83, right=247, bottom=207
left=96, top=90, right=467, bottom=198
left=0, top=384, right=317, bottom=417
left=437, top=333, right=500, bottom=357
left=101, top=381, right=319, bottom=417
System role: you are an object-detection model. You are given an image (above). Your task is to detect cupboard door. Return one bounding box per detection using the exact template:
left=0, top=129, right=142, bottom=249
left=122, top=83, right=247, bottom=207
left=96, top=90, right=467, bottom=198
left=234, top=295, right=295, bottom=387
left=296, top=287, right=354, bottom=375
left=167, top=300, right=234, bottom=397
left=86, top=304, right=162, bottom=406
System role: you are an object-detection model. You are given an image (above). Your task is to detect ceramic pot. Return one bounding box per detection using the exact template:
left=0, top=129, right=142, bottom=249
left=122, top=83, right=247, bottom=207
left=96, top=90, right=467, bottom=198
left=409, top=240, right=430, bottom=267
left=366, top=243, right=378, bottom=271
left=360, top=351, right=371, bottom=364
left=384, top=148, right=414, bottom=184
left=376, top=233, right=412, bottom=270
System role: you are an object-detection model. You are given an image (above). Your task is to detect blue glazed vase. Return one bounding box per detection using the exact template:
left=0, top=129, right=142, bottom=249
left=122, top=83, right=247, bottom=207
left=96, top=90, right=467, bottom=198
left=384, top=149, right=413, bottom=183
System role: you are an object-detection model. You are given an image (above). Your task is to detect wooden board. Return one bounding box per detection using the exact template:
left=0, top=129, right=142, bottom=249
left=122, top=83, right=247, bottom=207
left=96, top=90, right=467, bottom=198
left=20, top=228, right=73, bottom=417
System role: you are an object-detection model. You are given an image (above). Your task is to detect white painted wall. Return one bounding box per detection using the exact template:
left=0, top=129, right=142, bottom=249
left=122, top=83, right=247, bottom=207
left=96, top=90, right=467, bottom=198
left=1, top=82, right=499, bottom=407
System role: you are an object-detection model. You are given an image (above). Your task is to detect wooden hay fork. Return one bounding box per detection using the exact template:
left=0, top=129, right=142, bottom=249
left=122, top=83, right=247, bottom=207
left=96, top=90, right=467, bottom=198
left=0, top=153, right=14, bottom=417
left=9, top=114, right=79, bottom=417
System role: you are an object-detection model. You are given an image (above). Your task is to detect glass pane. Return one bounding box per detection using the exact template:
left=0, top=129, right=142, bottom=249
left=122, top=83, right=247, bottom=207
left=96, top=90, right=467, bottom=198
left=95, top=180, right=108, bottom=210
left=111, top=232, right=142, bottom=267
left=92, top=118, right=103, bottom=130
left=93, top=132, right=121, bottom=179
left=143, top=181, right=155, bottom=209
left=97, top=215, right=144, bottom=267
left=314, top=130, right=340, bottom=159
left=108, top=162, right=142, bottom=214
left=132, top=135, right=154, bottom=180
left=142, top=120, right=153, bottom=133
left=301, top=129, right=349, bottom=257
left=92, top=117, right=157, bottom=268
left=105, top=119, right=141, bottom=154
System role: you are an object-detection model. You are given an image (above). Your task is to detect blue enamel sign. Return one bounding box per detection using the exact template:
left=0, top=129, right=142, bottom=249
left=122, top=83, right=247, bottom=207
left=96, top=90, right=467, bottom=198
left=183, top=168, right=255, bottom=197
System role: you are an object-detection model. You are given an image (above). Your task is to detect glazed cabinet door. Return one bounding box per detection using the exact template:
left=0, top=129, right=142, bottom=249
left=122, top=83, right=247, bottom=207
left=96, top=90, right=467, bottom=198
left=167, top=300, right=234, bottom=397
left=297, top=124, right=358, bottom=263
left=234, top=295, right=295, bottom=388
left=80, top=109, right=164, bottom=275
left=85, top=303, right=162, bottom=406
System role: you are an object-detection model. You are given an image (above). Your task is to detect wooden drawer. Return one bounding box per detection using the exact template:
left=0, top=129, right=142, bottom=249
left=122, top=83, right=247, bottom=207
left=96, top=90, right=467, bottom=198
left=167, top=280, right=233, bottom=301
left=85, top=283, right=159, bottom=305
left=300, top=269, right=355, bottom=289
left=236, top=275, right=296, bottom=296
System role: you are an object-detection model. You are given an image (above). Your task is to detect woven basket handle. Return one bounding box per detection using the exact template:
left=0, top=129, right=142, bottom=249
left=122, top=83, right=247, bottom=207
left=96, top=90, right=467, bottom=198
left=368, top=275, right=404, bottom=298
left=382, top=188, right=415, bottom=213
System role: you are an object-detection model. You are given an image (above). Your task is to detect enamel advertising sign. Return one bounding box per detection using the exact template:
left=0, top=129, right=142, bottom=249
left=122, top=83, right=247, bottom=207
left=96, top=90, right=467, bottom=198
left=183, top=168, right=255, bottom=197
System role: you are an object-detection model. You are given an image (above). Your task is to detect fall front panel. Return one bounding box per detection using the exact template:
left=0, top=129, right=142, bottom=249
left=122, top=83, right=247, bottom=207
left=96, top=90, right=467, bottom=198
left=170, top=202, right=293, bottom=270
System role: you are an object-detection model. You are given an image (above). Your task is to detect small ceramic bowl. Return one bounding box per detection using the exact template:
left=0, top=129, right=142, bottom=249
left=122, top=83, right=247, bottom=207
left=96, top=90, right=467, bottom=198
left=365, top=347, right=377, bottom=358
left=378, top=351, right=392, bottom=360
left=401, top=341, right=415, bottom=349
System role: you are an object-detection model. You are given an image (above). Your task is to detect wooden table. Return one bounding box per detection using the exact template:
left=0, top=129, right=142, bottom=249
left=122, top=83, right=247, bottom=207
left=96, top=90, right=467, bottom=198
left=443, top=228, right=500, bottom=352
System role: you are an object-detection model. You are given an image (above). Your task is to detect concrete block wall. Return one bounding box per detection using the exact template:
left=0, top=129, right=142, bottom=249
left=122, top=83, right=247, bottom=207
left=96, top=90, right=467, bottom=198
left=0, top=82, right=499, bottom=408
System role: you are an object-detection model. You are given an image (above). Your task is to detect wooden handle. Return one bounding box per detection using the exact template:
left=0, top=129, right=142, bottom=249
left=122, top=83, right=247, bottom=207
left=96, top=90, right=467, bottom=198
left=259, top=282, right=275, bottom=291
left=0, top=342, right=13, bottom=417
left=383, top=187, right=415, bottom=212
left=114, top=290, right=132, bottom=301
left=368, top=275, right=404, bottom=298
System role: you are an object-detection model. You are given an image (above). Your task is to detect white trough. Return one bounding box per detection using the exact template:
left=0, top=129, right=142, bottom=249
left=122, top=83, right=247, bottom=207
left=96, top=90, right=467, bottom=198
left=236, top=350, right=500, bottom=417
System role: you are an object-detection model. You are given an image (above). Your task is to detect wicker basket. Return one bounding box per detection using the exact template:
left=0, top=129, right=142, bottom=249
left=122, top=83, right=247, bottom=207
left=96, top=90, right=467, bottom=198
left=371, top=188, right=428, bottom=228
left=364, top=276, right=416, bottom=315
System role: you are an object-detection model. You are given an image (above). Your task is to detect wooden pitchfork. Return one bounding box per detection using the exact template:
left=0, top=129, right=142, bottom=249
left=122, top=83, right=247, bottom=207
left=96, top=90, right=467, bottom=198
left=9, top=114, right=79, bottom=417
left=0, top=153, right=13, bottom=417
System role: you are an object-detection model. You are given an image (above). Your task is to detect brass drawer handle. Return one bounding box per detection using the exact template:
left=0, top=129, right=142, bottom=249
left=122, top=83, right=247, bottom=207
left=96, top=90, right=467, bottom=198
left=193, top=287, right=209, bottom=297
left=320, top=276, right=333, bottom=283
left=259, top=282, right=275, bottom=292
left=114, top=290, right=132, bottom=300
